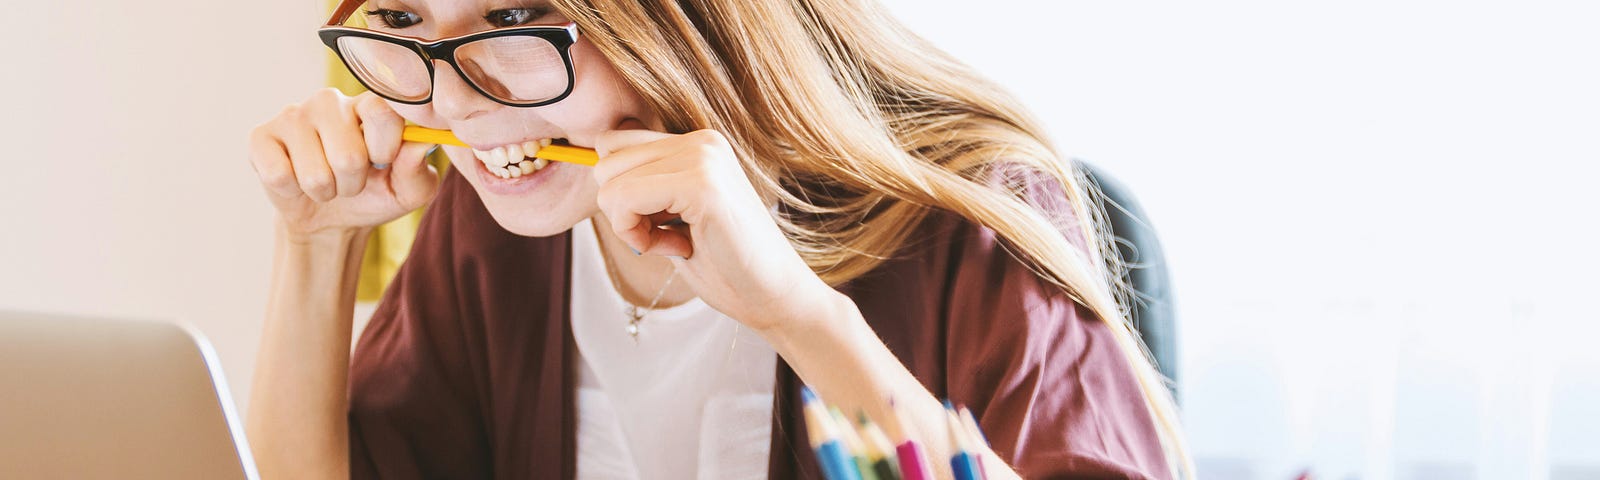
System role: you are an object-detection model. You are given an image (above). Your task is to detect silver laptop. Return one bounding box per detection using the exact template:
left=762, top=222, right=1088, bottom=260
left=0, top=311, right=260, bottom=479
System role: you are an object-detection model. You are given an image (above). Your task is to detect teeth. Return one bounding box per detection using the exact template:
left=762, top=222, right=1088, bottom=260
left=497, top=146, right=514, bottom=167
left=474, top=138, right=565, bottom=179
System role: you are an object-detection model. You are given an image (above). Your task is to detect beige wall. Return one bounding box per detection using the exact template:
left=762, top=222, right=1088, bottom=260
left=0, top=1, right=323, bottom=410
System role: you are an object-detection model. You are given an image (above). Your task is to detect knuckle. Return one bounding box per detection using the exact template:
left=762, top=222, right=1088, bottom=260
left=299, top=174, right=332, bottom=195
left=248, top=124, right=273, bottom=144
left=313, top=87, right=345, bottom=102
left=333, top=150, right=367, bottom=169
left=692, top=142, right=720, bottom=160
left=261, top=168, right=295, bottom=189
left=356, top=91, right=388, bottom=112
left=278, top=103, right=304, bottom=122
left=689, top=129, right=729, bottom=148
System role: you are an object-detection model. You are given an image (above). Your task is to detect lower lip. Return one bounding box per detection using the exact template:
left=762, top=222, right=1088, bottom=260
left=474, top=157, right=564, bottom=196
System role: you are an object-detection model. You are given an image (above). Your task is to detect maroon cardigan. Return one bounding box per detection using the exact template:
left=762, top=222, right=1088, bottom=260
left=347, top=169, right=1169, bottom=479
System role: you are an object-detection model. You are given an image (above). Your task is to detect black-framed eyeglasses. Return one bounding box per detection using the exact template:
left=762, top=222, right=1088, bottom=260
left=318, top=0, right=579, bottom=108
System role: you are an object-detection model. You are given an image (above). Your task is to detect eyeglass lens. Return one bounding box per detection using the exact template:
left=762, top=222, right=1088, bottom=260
left=335, top=34, right=568, bottom=104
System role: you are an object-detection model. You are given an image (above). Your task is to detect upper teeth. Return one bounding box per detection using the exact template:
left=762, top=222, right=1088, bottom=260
left=473, top=139, right=559, bottom=179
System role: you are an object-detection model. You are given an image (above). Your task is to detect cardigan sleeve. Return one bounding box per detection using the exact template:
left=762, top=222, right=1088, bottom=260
left=940, top=175, right=1172, bottom=479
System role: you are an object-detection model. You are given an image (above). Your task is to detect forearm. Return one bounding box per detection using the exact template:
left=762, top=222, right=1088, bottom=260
left=246, top=222, right=370, bottom=480
left=765, top=291, right=1020, bottom=480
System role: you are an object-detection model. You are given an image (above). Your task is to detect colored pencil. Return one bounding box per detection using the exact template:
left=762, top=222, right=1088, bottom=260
left=830, top=407, right=877, bottom=480
left=802, top=388, right=863, bottom=480
left=857, top=413, right=902, bottom=480
left=945, top=402, right=983, bottom=480
left=957, top=406, right=989, bottom=478
left=887, top=399, right=933, bottom=480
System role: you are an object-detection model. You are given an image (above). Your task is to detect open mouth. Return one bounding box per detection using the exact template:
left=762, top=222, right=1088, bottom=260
left=471, top=137, right=572, bottom=179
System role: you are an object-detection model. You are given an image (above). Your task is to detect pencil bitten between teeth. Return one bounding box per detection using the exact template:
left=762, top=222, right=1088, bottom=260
left=401, top=126, right=600, bottom=167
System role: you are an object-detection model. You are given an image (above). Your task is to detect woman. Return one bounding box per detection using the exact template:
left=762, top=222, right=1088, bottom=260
left=245, top=0, right=1191, bottom=478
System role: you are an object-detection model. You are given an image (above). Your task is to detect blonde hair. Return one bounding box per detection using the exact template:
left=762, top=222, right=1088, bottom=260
left=552, top=0, right=1193, bottom=475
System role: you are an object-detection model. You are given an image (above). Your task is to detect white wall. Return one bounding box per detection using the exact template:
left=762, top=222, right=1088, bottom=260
left=0, top=0, right=323, bottom=415
left=878, top=0, right=1600, bottom=478
left=2, top=1, right=1596, bottom=479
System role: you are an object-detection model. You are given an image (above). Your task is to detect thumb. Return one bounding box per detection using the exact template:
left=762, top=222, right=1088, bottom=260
left=390, top=142, right=441, bottom=210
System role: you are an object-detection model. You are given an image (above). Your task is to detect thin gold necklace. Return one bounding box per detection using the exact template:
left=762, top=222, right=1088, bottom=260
left=593, top=226, right=678, bottom=342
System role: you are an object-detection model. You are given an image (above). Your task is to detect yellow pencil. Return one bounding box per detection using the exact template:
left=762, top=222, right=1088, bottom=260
left=401, top=125, right=598, bottom=167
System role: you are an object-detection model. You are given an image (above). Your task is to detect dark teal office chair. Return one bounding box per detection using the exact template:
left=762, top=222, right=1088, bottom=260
left=1079, top=161, right=1179, bottom=401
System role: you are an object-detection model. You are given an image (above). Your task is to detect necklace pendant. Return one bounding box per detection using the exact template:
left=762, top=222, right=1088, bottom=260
left=623, top=304, right=644, bottom=341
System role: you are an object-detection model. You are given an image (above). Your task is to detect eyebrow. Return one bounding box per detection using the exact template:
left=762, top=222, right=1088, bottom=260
left=367, top=0, right=420, bottom=11
left=366, top=0, right=551, bottom=16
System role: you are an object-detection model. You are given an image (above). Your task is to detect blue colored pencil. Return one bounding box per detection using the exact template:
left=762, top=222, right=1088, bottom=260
left=944, top=402, right=983, bottom=480
left=803, top=387, right=863, bottom=480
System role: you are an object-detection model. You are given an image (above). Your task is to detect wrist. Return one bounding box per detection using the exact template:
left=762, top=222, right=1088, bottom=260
left=763, top=286, right=860, bottom=353
left=275, top=219, right=373, bottom=251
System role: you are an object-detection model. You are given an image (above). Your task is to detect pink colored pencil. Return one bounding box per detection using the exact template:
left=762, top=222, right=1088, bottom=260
left=895, top=440, right=932, bottom=480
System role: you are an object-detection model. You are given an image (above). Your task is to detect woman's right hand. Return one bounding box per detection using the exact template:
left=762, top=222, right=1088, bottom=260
left=249, top=88, right=440, bottom=238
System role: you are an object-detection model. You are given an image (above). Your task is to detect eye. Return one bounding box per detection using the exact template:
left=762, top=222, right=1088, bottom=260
left=485, top=8, right=543, bottom=28
left=364, top=8, right=423, bottom=29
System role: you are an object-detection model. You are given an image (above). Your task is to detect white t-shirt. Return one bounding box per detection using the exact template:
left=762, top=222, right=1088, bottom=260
left=569, top=219, right=777, bottom=479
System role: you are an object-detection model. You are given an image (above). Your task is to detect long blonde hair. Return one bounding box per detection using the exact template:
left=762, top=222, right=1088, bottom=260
left=552, top=0, right=1193, bottom=475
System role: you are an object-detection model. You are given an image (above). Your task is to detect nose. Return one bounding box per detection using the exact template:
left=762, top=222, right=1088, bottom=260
left=428, top=59, right=497, bottom=121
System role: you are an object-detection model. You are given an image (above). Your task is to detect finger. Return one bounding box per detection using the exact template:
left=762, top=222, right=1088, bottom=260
left=308, top=97, right=370, bottom=198
left=597, top=171, right=698, bottom=253
left=644, top=212, right=693, bottom=257
left=355, top=92, right=404, bottom=168
left=594, top=128, right=671, bottom=157
left=279, top=120, right=337, bottom=202
left=389, top=142, right=441, bottom=211
left=591, top=135, right=702, bottom=186
left=640, top=217, right=694, bottom=257
left=612, top=213, right=694, bottom=257
left=248, top=126, right=304, bottom=200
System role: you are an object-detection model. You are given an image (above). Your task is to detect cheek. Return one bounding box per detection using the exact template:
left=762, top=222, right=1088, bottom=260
left=533, top=40, right=650, bottom=132
left=390, top=102, right=447, bottom=129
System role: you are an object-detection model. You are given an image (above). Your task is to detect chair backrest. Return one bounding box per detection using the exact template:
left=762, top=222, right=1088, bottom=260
left=1077, top=161, right=1179, bottom=401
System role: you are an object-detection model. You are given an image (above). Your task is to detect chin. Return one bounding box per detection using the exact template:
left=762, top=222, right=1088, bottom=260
left=474, top=192, right=595, bottom=238
left=491, top=210, right=586, bottom=237
left=450, top=158, right=597, bottom=238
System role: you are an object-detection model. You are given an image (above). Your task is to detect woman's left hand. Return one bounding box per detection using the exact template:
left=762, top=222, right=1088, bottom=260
left=592, top=127, right=840, bottom=334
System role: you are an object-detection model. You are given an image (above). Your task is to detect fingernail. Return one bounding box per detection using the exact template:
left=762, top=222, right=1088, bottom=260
left=372, top=163, right=390, bottom=170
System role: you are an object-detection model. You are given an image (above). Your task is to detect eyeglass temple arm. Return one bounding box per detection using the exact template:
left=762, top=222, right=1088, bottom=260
left=327, top=0, right=364, bottom=26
